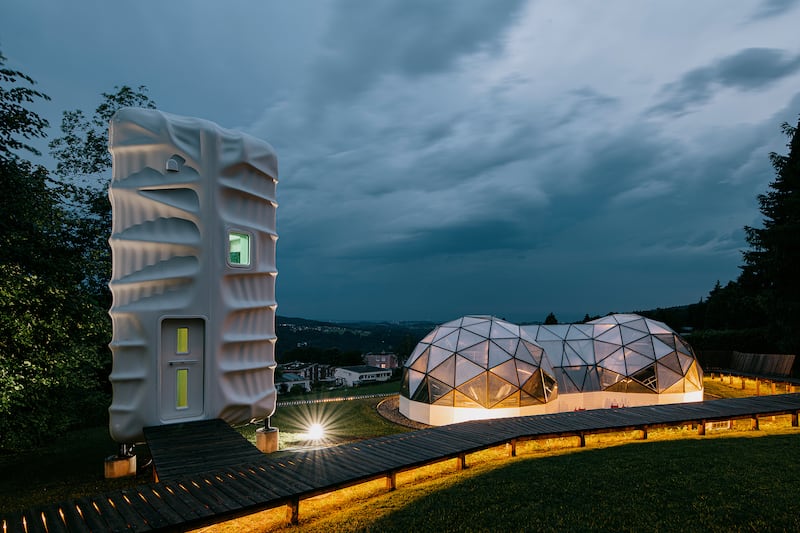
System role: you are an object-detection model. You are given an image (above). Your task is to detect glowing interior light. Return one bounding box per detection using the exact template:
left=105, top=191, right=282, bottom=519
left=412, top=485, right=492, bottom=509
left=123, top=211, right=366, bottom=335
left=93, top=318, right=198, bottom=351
left=307, top=423, right=325, bottom=440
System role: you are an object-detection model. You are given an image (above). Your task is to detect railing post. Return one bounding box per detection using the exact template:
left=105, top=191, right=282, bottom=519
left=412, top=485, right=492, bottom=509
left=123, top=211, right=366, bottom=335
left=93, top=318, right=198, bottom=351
left=578, top=433, right=586, bottom=447
left=456, top=454, right=466, bottom=471
left=698, top=421, right=706, bottom=436
left=742, top=377, right=746, bottom=390
left=641, top=427, right=648, bottom=440
left=287, top=497, right=299, bottom=525
left=507, top=439, right=517, bottom=457
left=756, top=379, right=761, bottom=396
left=386, top=472, right=397, bottom=491
left=751, top=417, right=759, bottom=430
left=771, top=382, right=776, bottom=394
left=792, top=412, right=798, bottom=427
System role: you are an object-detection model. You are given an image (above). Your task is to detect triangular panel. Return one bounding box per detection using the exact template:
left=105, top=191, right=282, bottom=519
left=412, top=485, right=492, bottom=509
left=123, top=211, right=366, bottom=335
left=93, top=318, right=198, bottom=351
left=597, top=367, right=625, bottom=390
left=460, top=340, right=489, bottom=368
left=455, top=356, right=484, bottom=386
left=458, top=373, right=488, bottom=407
left=410, top=347, right=430, bottom=373
left=456, top=329, right=486, bottom=351
left=646, top=320, right=673, bottom=335
left=408, top=369, right=425, bottom=397
left=492, top=337, right=519, bottom=356
left=521, top=369, right=546, bottom=402
left=627, top=338, right=655, bottom=358
left=453, top=390, right=482, bottom=408
left=656, top=363, right=683, bottom=393
left=677, top=352, right=694, bottom=374
left=658, top=351, right=682, bottom=374
left=563, top=366, right=588, bottom=391
left=620, top=326, right=647, bottom=345
left=490, top=320, right=518, bottom=339
left=522, top=341, right=544, bottom=365
left=463, top=320, right=492, bottom=338
left=429, top=376, right=453, bottom=404
left=432, top=326, right=457, bottom=342
left=411, top=377, right=430, bottom=403
left=429, top=345, right=455, bottom=370
left=489, top=341, right=513, bottom=367
left=624, top=349, right=654, bottom=374
left=594, top=340, right=620, bottom=361
left=597, top=348, right=627, bottom=375
left=652, top=337, right=675, bottom=358
left=406, top=342, right=428, bottom=367
left=433, top=330, right=459, bottom=352
left=491, top=359, right=520, bottom=386
left=493, top=391, right=520, bottom=408
left=429, top=355, right=456, bottom=386
left=488, top=374, right=517, bottom=407
left=515, top=360, right=538, bottom=386
left=631, top=364, right=658, bottom=392
left=596, top=326, right=622, bottom=345
left=432, top=390, right=455, bottom=406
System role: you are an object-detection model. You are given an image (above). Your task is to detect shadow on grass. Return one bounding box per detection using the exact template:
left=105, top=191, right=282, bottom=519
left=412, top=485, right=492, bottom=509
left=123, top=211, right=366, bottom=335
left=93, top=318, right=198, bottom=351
left=361, top=434, right=800, bottom=532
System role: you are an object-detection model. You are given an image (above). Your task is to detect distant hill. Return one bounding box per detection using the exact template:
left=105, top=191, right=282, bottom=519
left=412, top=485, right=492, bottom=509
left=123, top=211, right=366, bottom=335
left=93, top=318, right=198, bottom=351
left=275, top=316, right=436, bottom=361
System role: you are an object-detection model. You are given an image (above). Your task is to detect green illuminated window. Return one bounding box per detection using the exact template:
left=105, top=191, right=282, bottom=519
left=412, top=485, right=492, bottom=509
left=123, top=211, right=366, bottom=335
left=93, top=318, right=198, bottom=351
left=176, top=369, right=188, bottom=409
left=176, top=327, right=189, bottom=354
left=229, top=232, right=251, bottom=266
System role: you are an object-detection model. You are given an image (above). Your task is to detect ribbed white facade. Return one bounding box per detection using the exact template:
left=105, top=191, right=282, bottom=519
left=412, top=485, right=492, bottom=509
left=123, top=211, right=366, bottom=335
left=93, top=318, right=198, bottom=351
left=108, top=108, right=278, bottom=443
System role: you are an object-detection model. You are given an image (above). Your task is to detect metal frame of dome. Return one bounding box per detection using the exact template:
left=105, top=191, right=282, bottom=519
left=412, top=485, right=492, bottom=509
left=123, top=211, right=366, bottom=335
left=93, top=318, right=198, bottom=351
left=400, top=313, right=703, bottom=426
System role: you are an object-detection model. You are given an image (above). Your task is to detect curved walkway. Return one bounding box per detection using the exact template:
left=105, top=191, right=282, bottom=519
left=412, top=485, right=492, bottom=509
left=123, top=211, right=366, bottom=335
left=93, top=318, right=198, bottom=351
left=3, top=393, right=800, bottom=532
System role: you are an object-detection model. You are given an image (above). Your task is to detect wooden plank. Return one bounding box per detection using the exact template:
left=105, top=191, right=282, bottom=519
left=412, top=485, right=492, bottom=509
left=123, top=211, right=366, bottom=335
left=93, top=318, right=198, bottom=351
left=131, top=486, right=188, bottom=528
left=104, top=492, right=150, bottom=531
left=158, top=481, right=214, bottom=520
left=86, top=494, right=132, bottom=533
left=75, top=497, right=116, bottom=533
left=56, top=502, right=93, bottom=533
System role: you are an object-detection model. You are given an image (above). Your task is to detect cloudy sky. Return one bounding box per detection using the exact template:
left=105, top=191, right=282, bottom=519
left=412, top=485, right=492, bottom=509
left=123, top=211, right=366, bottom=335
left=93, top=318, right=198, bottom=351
left=3, top=0, right=800, bottom=323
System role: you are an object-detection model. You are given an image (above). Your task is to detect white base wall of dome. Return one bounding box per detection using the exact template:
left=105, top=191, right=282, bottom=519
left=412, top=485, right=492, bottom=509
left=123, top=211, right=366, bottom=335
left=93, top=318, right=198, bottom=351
left=400, top=396, right=558, bottom=426
left=556, top=389, right=704, bottom=412
left=399, top=390, right=704, bottom=426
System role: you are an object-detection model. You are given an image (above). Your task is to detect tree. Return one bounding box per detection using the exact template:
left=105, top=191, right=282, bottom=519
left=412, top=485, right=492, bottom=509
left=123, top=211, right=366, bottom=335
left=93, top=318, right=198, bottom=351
left=48, top=86, right=156, bottom=300
left=544, top=312, right=558, bottom=325
left=0, top=52, right=110, bottom=450
left=742, top=116, right=800, bottom=353
left=0, top=51, right=50, bottom=161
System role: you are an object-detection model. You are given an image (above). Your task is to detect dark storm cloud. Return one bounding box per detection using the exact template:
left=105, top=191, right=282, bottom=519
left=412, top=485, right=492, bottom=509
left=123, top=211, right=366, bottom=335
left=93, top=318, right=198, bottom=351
left=749, top=0, right=800, bottom=20
left=308, top=0, right=527, bottom=104
left=651, top=48, right=800, bottom=115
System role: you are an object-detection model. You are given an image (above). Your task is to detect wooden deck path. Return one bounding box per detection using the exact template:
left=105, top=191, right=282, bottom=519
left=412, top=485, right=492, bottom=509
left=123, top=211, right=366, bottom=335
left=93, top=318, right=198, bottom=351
left=4, top=393, right=800, bottom=532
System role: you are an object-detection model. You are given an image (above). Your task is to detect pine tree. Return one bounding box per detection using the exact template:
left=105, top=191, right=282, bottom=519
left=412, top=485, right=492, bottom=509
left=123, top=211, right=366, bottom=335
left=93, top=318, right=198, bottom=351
left=742, top=117, right=800, bottom=353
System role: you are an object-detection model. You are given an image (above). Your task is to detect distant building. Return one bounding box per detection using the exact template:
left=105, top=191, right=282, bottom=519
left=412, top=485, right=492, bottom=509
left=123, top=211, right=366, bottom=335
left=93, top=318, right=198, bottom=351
left=278, top=361, right=337, bottom=384
left=335, top=365, right=393, bottom=387
left=275, top=372, right=311, bottom=394
left=364, top=352, right=399, bottom=369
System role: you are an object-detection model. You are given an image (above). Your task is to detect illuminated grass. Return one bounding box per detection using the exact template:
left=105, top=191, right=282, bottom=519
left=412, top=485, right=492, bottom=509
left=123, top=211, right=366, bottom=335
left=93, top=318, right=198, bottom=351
left=208, top=426, right=800, bottom=533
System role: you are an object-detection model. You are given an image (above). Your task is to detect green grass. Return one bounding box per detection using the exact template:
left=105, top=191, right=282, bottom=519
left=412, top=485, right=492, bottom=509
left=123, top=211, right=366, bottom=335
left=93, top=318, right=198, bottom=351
left=239, top=396, right=411, bottom=451
left=294, top=433, right=800, bottom=533
left=279, top=379, right=400, bottom=401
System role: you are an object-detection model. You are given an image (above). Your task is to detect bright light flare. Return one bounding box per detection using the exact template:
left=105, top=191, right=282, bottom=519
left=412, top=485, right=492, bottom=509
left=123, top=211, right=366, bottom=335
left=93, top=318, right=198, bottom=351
left=307, top=423, right=325, bottom=440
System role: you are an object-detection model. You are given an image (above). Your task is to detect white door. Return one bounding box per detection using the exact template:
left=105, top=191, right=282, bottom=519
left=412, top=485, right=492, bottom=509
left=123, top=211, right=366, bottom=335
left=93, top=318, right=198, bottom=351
left=160, top=318, right=205, bottom=420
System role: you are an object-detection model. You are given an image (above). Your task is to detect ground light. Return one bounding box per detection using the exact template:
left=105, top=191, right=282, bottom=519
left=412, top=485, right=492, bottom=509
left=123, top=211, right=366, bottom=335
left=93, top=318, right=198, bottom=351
left=307, top=422, right=325, bottom=441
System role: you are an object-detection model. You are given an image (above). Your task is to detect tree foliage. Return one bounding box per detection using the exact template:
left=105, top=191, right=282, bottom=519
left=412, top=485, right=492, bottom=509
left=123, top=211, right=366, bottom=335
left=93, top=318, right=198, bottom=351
left=48, top=86, right=156, bottom=300
left=0, top=51, right=50, bottom=161
left=741, top=117, right=800, bottom=353
left=0, top=51, right=114, bottom=450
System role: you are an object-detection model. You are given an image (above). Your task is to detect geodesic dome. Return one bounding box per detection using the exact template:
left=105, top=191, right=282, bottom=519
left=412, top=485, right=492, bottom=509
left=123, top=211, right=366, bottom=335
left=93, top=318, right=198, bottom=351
left=400, top=316, right=558, bottom=412
left=521, top=313, right=703, bottom=396
left=400, top=313, right=703, bottom=426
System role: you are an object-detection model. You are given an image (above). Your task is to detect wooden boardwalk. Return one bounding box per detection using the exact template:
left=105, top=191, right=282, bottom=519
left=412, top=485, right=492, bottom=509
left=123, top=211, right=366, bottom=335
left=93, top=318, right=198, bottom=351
left=3, top=393, right=800, bottom=532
